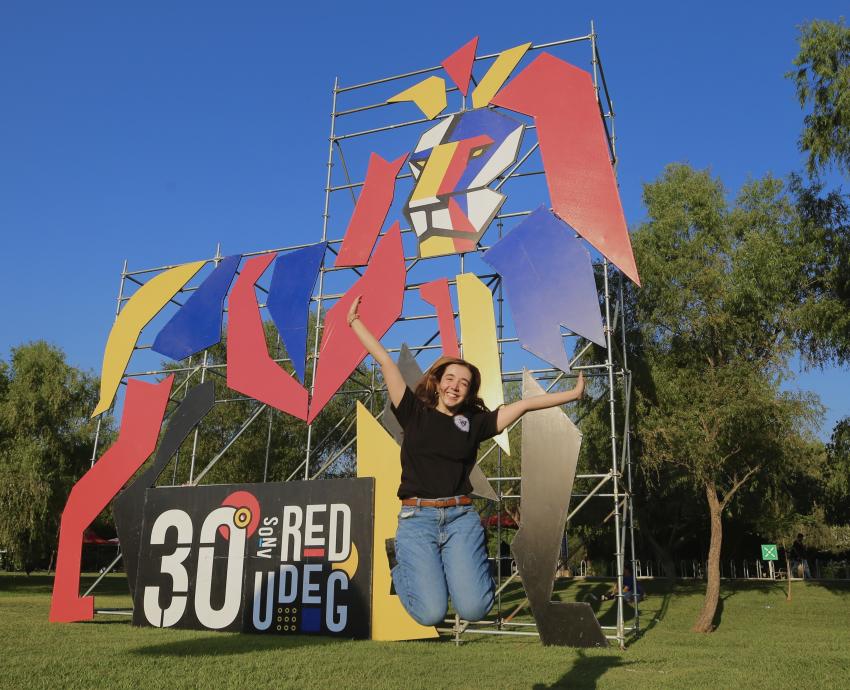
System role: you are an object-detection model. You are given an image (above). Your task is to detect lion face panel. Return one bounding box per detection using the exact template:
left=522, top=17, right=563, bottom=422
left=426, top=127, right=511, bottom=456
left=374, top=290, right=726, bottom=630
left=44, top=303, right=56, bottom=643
left=404, top=108, right=524, bottom=256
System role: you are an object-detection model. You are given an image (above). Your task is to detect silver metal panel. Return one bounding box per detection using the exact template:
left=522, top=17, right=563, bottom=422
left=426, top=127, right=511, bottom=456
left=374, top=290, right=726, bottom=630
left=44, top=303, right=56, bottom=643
left=511, top=369, right=606, bottom=646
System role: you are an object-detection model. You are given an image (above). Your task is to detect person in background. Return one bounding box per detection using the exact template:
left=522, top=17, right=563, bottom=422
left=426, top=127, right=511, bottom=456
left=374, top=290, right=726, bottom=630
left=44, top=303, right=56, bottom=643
left=588, top=564, right=644, bottom=604
left=790, top=533, right=812, bottom=579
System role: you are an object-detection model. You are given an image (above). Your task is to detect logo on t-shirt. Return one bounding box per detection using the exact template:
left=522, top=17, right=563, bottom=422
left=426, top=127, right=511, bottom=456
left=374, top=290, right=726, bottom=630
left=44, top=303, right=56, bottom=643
left=454, top=415, right=469, bottom=432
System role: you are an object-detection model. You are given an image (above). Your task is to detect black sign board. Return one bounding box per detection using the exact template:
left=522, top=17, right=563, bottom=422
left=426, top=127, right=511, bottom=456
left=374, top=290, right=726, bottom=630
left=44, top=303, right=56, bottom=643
left=132, top=478, right=374, bottom=638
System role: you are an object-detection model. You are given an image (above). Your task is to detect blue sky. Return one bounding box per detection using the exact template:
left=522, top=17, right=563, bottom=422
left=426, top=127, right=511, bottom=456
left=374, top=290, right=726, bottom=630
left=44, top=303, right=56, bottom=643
left=1, top=1, right=847, bottom=438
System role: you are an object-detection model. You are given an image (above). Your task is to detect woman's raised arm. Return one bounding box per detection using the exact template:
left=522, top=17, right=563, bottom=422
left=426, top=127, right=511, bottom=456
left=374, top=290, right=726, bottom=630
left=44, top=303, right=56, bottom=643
left=495, top=372, right=585, bottom=433
left=347, top=295, right=407, bottom=407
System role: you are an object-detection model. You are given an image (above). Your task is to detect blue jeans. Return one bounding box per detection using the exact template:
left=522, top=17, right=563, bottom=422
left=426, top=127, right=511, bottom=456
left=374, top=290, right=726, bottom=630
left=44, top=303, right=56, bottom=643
left=392, top=501, right=494, bottom=626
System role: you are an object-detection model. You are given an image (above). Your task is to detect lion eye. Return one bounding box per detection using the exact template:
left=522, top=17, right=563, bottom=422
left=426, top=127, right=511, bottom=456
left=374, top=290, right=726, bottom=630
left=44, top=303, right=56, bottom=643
left=470, top=146, right=487, bottom=158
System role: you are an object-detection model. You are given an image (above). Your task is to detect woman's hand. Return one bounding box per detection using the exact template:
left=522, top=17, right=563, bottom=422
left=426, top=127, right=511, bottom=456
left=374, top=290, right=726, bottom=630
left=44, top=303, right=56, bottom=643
left=347, top=295, right=361, bottom=327
left=573, top=371, right=585, bottom=399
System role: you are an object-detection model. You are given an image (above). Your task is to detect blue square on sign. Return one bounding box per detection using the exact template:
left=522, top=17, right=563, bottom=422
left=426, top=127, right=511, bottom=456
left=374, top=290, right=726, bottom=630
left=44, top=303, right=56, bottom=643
left=301, top=607, right=322, bottom=633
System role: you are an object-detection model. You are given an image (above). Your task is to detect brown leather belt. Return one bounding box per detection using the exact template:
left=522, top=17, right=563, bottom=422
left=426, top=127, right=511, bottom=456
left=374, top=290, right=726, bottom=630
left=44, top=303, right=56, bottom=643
left=401, top=496, right=473, bottom=508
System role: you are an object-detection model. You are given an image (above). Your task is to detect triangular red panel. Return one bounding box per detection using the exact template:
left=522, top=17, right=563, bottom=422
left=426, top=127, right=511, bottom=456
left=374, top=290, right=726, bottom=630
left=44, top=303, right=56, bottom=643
left=442, top=36, right=478, bottom=97
left=491, top=53, right=640, bottom=286
left=50, top=376, right=173, bottom=622
left=227, top=254, right=309, bottom=419
left=309, top=223, right=406, bottom=422
left=334, top=152, right=407, bottom=267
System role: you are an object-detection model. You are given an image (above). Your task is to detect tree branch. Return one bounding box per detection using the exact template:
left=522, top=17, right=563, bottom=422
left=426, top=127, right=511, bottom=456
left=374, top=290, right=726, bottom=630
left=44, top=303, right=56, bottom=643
left=720, top=464, right=761, bottom=509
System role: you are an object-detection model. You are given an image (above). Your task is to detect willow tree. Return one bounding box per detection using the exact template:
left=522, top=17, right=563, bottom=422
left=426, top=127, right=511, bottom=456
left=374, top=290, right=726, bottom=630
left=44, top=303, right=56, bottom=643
left=628, top=165, right=825, bottom=632
left=0, top=342, right=101, bottom=571
left=789, top=18, right=850, bottom=178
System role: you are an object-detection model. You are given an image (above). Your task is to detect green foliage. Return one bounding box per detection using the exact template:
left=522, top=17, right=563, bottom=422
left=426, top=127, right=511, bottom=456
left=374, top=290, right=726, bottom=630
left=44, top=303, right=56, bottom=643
left=822, top=416, right=850, bottom=523
left=0, top=342, right=102, bottom=571
left=630, top=165, right=822, bottom=502
left=789, top=18, right=850, bottom=177
left=786, top=175, right=850, bottom=365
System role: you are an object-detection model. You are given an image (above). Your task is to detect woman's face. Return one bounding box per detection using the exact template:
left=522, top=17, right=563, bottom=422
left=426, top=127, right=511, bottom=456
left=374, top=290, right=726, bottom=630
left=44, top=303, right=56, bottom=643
left=436, top=364, right=472, bottom=413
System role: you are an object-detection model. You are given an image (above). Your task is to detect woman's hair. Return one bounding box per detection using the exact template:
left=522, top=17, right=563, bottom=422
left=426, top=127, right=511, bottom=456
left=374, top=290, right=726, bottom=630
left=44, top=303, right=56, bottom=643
left=414, top=356, right=489, bottom=413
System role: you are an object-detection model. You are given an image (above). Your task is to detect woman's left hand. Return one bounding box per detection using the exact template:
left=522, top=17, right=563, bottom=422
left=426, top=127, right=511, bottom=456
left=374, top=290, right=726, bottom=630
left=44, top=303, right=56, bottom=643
left=573, top=371, right=585, bottom=399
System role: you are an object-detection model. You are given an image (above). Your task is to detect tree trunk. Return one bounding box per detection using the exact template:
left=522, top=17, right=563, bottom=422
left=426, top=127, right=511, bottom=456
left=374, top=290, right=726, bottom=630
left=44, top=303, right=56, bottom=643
left=782, top=540, right=792, bottom=602
left=692, top=481, right=723, bottom=632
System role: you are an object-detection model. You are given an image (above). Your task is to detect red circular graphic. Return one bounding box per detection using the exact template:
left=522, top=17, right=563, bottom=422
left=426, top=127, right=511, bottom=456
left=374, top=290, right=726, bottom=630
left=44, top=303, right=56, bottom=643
left=218, top=490, right=261, bottom=539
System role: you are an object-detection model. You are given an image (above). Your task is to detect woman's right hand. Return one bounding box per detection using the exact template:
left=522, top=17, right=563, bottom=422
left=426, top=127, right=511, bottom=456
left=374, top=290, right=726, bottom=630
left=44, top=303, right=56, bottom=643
left=347, top=295, right=362, bottom=327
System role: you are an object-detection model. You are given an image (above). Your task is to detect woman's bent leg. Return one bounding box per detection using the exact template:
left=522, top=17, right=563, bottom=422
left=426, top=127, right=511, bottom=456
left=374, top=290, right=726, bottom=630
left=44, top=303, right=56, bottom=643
left=392, top=507, right=448, bottom=626
left=442, top=505, right=494, bottom=622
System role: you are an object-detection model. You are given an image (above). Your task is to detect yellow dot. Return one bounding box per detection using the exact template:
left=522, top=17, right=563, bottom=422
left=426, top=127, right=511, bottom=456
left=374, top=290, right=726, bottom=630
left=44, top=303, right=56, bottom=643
left=276, top=625, right=281, bottom=631
left=233, top=507, right=251, bottom=529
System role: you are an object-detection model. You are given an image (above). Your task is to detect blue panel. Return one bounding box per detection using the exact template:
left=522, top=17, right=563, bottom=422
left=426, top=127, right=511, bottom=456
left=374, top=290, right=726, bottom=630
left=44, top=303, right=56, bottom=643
left=451, top=109, right=522, bottom=192
left=482, top=207, right=605, bottom=374
left=300, top=607, right=322, bottom=632
left=151, top=254, right=241, bottom=361
left=266, top=243, right=326, bottom=382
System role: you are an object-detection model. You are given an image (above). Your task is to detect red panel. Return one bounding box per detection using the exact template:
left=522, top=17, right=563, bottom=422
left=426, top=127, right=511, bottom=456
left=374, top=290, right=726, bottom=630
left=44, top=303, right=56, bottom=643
left=447, top=197, right=479, bottom=236
left=491, top=53, right=640, bottom=286
left=334, top=153, right=407, bottom=267
left=419, top=278, right=460, bottom=358
left=442, top=36, right=479, bottom=97
left=227, top=255, right=309, bottom=420
left=308, top=223, right=406, bottom=422
left=50, top=376, right=173, bottom=623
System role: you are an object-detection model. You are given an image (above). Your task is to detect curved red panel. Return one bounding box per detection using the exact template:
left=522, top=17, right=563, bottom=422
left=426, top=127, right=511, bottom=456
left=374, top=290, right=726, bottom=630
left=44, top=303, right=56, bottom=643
left=309, top=223, right=406, bottom=422
left=419, top=278, right=460, bottom=358
left=50, top=376, right=173, bottom=623
left=334, top=153, right=407, bottom=267
left=226, top=255, right=309, bottom=420
left=491, top=53, right=640, bottom=286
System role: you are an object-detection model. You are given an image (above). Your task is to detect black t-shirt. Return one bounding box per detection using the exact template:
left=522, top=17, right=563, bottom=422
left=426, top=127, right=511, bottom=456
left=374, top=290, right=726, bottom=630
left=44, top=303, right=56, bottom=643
left=390, top=386, right=500, bottom=499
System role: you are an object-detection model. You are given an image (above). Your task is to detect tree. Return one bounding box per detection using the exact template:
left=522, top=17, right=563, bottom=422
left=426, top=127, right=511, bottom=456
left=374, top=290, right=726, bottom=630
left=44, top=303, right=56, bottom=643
left=789, top=18, right=850, bottom=178
left=0, top=342, right=101, bottom=571
left=628, top=165, right=823, bottom=632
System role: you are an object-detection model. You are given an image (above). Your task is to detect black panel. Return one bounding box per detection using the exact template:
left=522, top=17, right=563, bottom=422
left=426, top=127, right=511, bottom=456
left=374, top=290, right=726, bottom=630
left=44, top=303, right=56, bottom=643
left=132, top=478, right=374, bottom=639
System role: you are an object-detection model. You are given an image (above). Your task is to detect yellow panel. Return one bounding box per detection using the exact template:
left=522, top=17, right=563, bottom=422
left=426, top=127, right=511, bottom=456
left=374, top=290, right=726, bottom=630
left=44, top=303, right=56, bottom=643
left=410, top=142, right=456, bottom=202
left=471, top=42, right=532, bottom=109
left=419, top=235, right=457, bottom=258
left=355, top=403, right=438, bottom=641
left=92, top=261, right=206, bottom=417
left=456, top=273, right=510, bottom=454
left=387, top=76, right=447, bottom=120
left=332, top=542, right=359, bottom=580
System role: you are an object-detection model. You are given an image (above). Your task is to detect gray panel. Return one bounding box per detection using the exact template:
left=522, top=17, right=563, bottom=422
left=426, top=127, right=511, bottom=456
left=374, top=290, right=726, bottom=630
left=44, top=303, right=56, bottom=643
left=511, top=370, right=606, bottom=646
left=380, top=344, right=422, bottom=444
left=113, top=381, right=215, bottom=598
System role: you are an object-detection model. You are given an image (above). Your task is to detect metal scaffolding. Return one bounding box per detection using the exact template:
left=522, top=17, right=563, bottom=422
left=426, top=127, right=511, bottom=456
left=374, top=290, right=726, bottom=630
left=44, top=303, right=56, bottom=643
left=92, top=24, right=639, bottom=649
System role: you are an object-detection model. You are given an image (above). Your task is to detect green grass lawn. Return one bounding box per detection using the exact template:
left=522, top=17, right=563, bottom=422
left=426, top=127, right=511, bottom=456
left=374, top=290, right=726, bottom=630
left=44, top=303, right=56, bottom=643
left=2, top=573, right=849, bottom=689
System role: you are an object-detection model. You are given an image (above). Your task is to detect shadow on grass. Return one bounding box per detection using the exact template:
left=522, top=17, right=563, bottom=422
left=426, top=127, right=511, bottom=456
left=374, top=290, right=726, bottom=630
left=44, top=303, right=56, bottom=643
left=0, top=572, right=131, bottom=597
left=533, top=650, right=632, bottom=689
left=133, top=632, right=337, bottom=657
left=811, top=580, right=850, bottom=594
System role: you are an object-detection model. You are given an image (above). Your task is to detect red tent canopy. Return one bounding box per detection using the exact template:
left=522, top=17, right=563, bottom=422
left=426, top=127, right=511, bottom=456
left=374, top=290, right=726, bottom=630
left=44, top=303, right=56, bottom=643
left=484, top=513, right=518, bottom=529
left=82, top=528, right=119, bottom=545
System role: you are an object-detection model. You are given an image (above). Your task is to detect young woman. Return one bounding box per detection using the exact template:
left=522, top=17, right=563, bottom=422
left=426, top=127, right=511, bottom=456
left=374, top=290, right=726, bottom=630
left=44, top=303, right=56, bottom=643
left=347, top=295, right=585, bottom=626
